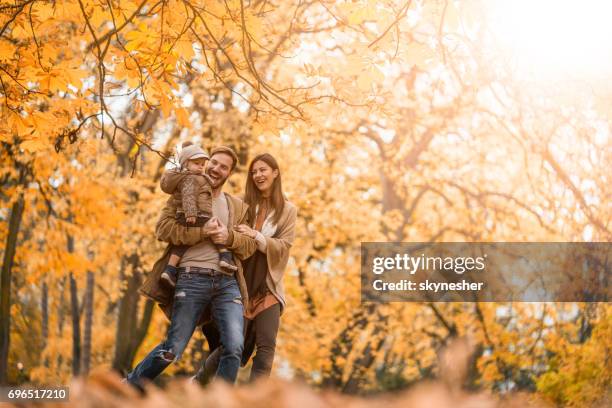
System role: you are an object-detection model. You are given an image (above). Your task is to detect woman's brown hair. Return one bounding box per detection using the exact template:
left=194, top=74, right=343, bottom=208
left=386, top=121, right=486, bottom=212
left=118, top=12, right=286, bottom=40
left=245, top=153, right=285, bottom=225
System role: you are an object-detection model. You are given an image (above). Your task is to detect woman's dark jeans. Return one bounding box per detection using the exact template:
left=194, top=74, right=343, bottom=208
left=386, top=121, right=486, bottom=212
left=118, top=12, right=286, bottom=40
left=127, top=270, right=244, bottom=386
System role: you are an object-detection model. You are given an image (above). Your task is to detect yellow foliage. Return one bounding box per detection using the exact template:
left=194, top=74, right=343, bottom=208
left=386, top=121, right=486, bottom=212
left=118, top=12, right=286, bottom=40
left=0, top=2, right=610, bottom=405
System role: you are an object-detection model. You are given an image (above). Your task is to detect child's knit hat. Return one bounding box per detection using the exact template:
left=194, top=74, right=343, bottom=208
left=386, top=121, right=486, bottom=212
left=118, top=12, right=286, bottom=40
left=179, top=141, right=209, bottom=169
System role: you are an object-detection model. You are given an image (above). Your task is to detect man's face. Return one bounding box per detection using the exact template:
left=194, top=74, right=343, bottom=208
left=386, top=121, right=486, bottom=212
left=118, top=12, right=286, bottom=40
left=206, top=153, right=233, bottom=189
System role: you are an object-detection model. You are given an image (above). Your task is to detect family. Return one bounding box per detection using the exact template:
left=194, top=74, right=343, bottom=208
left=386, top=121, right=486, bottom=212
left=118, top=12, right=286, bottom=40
left=126, top=142, right=297, bottom=388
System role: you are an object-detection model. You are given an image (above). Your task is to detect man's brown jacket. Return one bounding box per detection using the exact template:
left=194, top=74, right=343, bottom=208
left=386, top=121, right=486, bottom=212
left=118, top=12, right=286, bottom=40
left=139, top=193, right=257, bottom=325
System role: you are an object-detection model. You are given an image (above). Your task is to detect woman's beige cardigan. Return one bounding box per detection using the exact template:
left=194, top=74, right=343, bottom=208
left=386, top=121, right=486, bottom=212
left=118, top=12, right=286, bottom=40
left=253, top=200, right=297, bottom=314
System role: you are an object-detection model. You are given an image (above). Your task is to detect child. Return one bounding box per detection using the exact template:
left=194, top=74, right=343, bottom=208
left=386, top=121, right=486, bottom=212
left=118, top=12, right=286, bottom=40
left=159, top=141, right=238, bottom=287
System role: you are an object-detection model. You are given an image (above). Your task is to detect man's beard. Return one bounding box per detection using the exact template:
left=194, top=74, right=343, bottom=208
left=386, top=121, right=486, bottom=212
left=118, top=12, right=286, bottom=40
left=206, top=168, right=227, bottom=189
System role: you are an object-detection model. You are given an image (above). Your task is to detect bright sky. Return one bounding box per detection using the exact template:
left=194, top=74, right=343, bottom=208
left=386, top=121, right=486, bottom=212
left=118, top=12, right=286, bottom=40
left=488, top=0, right=612, bottom=80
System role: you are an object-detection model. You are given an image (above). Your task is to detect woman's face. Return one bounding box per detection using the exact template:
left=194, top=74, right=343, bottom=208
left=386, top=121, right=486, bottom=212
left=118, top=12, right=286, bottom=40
left=251, top=160, right=278, bottom=195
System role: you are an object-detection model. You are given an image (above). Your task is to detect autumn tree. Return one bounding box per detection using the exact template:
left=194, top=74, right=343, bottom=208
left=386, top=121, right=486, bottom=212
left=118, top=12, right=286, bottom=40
left=1, top=1, right=610, bottom=406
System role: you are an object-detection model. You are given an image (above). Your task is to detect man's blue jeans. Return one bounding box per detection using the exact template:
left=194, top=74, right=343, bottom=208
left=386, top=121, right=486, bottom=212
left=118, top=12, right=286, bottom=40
left=127, top=270, right=244, bottom=385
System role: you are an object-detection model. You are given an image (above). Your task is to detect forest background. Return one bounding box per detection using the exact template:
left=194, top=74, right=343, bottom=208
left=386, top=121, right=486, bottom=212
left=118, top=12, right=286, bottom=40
left=0, top=1, right=610, bottom=407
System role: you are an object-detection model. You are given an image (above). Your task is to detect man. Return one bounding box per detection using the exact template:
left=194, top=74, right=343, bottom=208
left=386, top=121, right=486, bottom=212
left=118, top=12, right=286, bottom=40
left=127, top=146, right=257, bottom=388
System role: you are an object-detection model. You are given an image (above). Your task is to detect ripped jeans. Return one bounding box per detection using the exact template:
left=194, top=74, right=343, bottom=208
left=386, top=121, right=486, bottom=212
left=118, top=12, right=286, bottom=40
left=127, top=269, right=244, bottom=385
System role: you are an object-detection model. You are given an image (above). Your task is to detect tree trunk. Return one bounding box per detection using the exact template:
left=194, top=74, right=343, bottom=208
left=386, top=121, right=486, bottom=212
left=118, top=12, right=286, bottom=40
left=322, top=304, right=377, bottom=388
left=0, top=187, right=26, bottom=385
left=69, top=271, right=81, bottom=376
left=57, top=277, right=66, bottom=370
left=342, top=310, right=388, bottom=393
left=81, top=271, right=94, bottom=375
left=188, top=337, right=204, bottom=374
left=66, top=232, right=82, bottom=377
left=112, top=254, right=154, bottom=374
left=41, top=281, right=48, bottom=344
left=41, top=280, right=49, bottom=367
left=129, top=298, right=154, bottom=366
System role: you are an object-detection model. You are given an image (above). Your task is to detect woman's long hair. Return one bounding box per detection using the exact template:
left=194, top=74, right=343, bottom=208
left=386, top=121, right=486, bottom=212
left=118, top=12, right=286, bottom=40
left=245, top=153, right=285, bottom=225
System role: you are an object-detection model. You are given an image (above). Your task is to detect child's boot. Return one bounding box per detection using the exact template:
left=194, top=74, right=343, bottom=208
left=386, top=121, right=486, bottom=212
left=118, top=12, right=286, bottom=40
left=161, top=265, right=178, bottom=287
left=219, top=251, right=238, bottom=273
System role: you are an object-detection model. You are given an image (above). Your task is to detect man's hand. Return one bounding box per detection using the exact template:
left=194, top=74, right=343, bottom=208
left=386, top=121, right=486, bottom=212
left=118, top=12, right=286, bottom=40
left=208, top=218, right=229, bottom=244
left=201, top=219, right=218, bottom=238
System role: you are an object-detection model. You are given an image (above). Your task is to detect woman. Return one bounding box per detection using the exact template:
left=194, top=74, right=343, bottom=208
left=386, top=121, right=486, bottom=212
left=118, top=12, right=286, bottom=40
left=197, top=153, right=297, bottom=382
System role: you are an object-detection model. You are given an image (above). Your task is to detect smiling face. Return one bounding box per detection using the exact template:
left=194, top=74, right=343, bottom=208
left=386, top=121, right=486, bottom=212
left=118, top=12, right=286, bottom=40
left=206, top=152, right=233, bottom=189
left=251, top=159, right=279, bottom=196
left=186, top=157, right=207, bottom=174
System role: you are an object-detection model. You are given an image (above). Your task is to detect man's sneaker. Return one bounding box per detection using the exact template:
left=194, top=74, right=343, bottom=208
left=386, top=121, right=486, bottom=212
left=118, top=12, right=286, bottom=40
left=122, top=378, right=146, bottom=395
